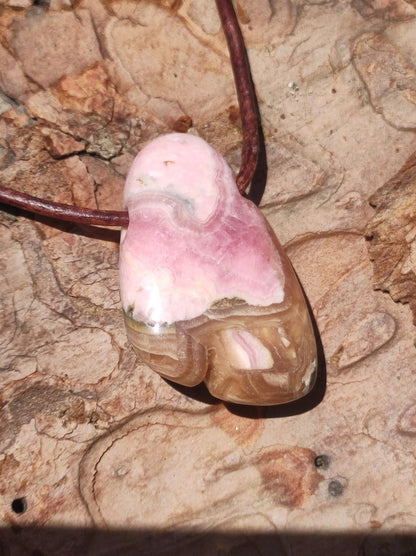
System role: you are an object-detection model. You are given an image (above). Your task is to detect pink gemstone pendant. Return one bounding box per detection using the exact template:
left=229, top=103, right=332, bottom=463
left=119, top=133, right=317, bottom=405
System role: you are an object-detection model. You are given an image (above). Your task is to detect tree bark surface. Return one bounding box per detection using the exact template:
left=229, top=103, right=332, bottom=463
left=1, top=1, right=416, bottom=554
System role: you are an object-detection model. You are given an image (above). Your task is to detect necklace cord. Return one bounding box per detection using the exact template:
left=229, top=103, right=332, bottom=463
left=215, top=0, right=259, bottom=193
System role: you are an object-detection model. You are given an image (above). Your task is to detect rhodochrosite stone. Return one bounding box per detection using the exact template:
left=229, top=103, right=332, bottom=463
left=119, top=133, right=317, bottom=405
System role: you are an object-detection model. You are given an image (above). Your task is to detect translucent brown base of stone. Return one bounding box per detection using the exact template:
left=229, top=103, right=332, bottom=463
left=124, top=289, right=317, bottom=405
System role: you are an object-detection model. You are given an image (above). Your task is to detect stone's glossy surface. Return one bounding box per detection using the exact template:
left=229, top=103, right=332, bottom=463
left=119, top=133, right=317, bottom=405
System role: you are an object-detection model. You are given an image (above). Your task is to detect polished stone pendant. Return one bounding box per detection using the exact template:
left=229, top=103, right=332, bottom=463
left=119, top=133, right=317, bottom=405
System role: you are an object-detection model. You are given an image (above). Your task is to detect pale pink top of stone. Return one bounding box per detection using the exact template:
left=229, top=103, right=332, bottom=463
left=119, top=133, right=285, bottom=325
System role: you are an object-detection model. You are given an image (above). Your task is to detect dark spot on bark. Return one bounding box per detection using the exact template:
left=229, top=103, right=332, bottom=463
left=11, top=497, right=27, bottom=514
left=314, top=454, right=330, bottom=469
left=328, top=479, right=344, bottom=497
left=228, top=105, right=240, bottom=125
left=172, top=115, right=193, bottom=133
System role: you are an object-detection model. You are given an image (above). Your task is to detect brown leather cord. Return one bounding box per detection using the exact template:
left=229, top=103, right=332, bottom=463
left=215, top=0, right=259, bottom=193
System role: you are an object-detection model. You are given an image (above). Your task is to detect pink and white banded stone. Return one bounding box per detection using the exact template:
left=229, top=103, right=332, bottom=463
left=119, top=133, right=317, bottom=405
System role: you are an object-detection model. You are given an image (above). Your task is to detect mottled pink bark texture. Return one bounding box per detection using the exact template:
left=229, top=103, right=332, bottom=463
left=120, top=134, right=317, bottom=405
